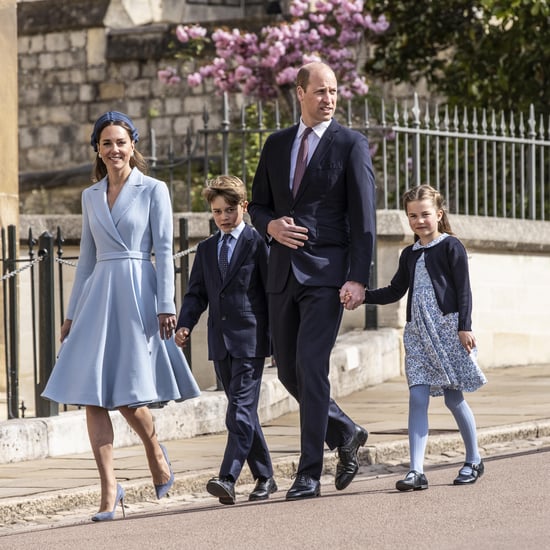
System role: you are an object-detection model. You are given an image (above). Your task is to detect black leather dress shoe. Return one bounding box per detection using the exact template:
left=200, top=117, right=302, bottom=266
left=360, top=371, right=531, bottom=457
left=453, top=460, right=484, bottom=485
left=285, top=474, right=321, bottom=501
left=395, top=470, right=429, bottom=491
left=335, top=424, right=369, bottom=490
left=206, top=477, right=236, bottom=505
left=248, top=476, right=278, bottom=501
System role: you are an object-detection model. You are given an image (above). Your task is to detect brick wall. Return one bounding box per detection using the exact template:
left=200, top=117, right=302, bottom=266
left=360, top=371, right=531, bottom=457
left=17, top=0, right=274, bottom=189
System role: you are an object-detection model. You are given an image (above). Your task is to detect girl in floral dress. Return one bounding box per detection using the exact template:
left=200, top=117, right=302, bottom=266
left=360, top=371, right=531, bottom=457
left=362, top=184, right=486, bottom=491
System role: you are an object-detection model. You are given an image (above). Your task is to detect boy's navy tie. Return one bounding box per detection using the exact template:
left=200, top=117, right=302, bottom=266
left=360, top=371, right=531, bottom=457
left=219, top=233, right=231, bottom=279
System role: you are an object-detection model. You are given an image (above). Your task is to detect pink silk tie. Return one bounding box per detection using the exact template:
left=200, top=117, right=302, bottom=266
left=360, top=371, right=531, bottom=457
left=292, top=127, right=313, bottom=197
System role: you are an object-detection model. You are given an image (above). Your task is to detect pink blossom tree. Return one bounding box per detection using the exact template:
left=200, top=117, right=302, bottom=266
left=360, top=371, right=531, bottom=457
left=159, top=0, right=388, bottom=107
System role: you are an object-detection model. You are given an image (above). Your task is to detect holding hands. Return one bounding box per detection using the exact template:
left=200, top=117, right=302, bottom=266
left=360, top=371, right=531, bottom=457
left=339, top=281, right=365, bottom=311
left=158, top=313, right=177, bottom=340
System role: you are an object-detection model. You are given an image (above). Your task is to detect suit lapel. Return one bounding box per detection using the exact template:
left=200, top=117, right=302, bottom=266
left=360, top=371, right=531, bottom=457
left=222, top=225, right=253, bottom=288
left=110, top=168, right=147, bottom=227
left=87, top=179, right=125, bottom=245
left=293, top=120, right=337, bottom=203
left=283, top=126, right=299, bottom=203
left=204, top=233, right=223, bottom=286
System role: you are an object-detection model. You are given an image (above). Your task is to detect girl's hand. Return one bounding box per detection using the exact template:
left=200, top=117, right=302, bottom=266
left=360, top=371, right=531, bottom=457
left=458, top=330, right=476, bottom=354
left=339, top=288, right=352, bottom=305
left=339, top=281, right=365, bottom=310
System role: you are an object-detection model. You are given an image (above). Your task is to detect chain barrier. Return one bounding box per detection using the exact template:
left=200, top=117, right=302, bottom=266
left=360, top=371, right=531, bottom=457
left=0, top=255, right=44, bottom=282
left=172, top=245, right=198, bottom=260
left=1, top=246, right=198, bottom=278
left=54, top=257, right=78, bottom=268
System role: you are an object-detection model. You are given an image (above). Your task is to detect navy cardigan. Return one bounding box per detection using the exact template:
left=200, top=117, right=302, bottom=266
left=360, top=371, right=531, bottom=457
left=365, top=235, right=473, bottom=331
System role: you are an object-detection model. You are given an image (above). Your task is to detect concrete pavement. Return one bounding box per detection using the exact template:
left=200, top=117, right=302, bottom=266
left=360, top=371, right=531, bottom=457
left=1, top=357, right=549, bottom=528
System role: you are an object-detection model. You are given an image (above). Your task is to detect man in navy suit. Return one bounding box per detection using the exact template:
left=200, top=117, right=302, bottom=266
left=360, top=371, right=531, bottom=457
left=175, top=175, right=276, bottom=505
left=249, top=62, right=376, bottom=500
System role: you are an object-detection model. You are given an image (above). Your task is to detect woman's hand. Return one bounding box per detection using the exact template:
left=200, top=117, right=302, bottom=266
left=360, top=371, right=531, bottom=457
left=158, top=313, right=177, bottom=340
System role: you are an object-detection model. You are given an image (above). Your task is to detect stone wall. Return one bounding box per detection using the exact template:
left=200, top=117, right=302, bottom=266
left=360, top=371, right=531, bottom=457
left=17, top=0, right=277, bottom=191
left=375, top=212, right=550, bottom=368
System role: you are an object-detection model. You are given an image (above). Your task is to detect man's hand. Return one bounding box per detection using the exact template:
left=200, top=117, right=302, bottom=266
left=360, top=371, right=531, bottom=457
left=339, top=281, right=366, bottom=311
left=267, top=217, right=308, bottom=249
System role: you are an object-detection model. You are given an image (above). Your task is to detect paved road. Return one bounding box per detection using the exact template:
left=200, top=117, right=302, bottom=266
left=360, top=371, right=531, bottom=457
left=1, top=440, right=548, bottom=550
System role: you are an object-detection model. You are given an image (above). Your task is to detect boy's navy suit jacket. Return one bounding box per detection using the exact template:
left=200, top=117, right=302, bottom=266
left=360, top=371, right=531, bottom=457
left=176, top=223, right=270, bottom=360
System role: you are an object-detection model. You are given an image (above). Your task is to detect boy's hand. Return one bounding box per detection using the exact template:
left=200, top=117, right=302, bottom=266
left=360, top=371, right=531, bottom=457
left=175, top=327, right=190, bottom=348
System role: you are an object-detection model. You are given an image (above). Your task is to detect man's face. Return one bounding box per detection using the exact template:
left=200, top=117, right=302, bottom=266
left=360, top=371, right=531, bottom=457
left=297, top=65, right=337, bottom=127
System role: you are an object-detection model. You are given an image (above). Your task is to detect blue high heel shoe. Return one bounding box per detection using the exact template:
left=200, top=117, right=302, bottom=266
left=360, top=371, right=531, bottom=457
left=155, top=444, right=175, bottom=499
left=91, top=483, right=126, bottom=522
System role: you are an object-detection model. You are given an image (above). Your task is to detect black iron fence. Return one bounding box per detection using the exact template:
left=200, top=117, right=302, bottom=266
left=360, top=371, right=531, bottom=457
left=1, top=219, right=197, bottom=420
left=150, top=92, right=550, bottom=219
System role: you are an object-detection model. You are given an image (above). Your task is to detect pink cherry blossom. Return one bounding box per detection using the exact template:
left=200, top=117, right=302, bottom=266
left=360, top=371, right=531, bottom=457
left=158, top=0, right=388, bottom=102
left=187, top=72, right=202, bottom=87
left=158, top=67, right=181, bottom=85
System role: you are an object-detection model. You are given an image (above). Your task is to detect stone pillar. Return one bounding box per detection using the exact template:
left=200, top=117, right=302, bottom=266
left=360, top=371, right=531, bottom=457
left=0, top=0, right=18, bottom=230
left=0, top=0, right=18, bottom=397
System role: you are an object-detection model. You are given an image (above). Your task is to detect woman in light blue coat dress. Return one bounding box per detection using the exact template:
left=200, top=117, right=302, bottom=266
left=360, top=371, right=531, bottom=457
left=42, top=112, right=199, bottom=521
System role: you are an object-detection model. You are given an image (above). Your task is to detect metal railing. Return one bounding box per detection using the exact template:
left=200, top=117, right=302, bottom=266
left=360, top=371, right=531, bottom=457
left=1, top=220, right=198, bottom=419
left=150, top=92, right=550, bottom=220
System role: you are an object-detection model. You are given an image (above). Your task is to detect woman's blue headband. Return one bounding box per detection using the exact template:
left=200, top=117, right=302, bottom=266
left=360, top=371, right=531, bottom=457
left=90, top=111, right=139, bottom=152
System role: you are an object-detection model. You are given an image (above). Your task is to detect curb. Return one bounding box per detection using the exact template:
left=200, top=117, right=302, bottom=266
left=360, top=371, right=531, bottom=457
left=2, top=419, right=549, bottom=525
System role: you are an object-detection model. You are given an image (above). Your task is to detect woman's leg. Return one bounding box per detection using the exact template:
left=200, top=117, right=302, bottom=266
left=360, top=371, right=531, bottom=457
left=118, top=406, right=171, bottom=485
left=86, top=405, right=117, bottom=511
left=408, top=385, right=431, bottom=472
left=444, top=389, right=481, bottom=464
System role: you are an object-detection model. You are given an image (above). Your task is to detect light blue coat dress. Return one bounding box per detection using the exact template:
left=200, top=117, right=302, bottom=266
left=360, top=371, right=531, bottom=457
left=42, top=167, right=200, bottom=409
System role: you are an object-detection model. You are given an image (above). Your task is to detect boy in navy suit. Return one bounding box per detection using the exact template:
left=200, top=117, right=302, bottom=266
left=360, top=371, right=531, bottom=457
left=175, top=175, right=276, bottom=505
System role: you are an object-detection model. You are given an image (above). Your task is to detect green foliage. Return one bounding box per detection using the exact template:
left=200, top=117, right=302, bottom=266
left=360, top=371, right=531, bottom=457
left=364, top=0, right=550, bottom=116
left=206, top=102, right=289, bottom=199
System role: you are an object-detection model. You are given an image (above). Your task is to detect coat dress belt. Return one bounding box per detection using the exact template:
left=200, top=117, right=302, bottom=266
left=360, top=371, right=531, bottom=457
left=97, top=251, right=152, bottom=262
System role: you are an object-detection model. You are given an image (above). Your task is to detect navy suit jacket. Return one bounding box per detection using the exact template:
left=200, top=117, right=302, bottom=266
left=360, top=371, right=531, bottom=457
left=176, top=223, right=270, bottom=361
left=249, top=119, right=376, bottom=292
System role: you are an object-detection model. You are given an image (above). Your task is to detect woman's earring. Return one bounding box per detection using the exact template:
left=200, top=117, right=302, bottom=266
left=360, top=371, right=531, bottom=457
left=98, top=154, right=102, bottom=159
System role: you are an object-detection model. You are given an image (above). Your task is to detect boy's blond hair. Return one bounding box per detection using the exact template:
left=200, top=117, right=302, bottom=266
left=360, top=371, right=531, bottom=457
left=202, top=175, right=247, bottom=206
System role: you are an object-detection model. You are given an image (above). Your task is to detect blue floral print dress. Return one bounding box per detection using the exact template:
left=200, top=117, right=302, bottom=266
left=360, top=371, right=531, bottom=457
left=403, top=233, right=487, bottom=396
